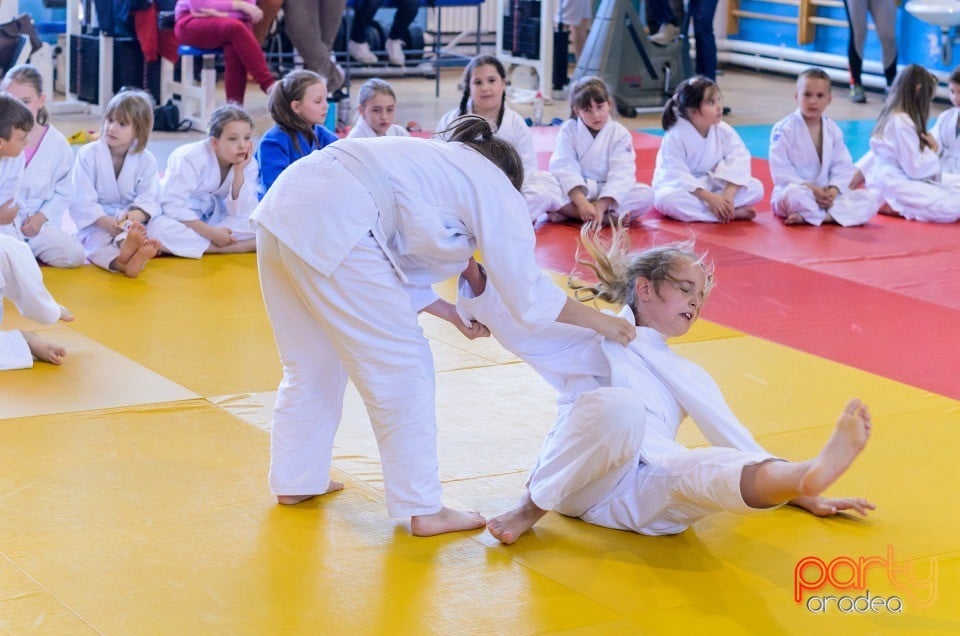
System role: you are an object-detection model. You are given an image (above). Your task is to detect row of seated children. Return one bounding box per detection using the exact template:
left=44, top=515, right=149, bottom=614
left=776, top=63, right=960, bottom=227
left=436, top=53, right=960, bottom=227
left=855, top=64, right=960, bottom=223
left=275, top=55, right=960, bottom=226
left=0, top=65, right=261, bottom=279
left=429, top=55, right=762, bottom=226
left=0, top=64, right=409, bottom=283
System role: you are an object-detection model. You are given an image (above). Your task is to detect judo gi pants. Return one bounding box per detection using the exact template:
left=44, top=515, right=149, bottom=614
left=257, top=227, right=444, bottom=517
left=772, top=185, right=880, bottom=227
left=528, top=387, right=774, bottom=535
left=655, top=177, right=764, bottom=223
left=0, top=223, right=85, bottom=268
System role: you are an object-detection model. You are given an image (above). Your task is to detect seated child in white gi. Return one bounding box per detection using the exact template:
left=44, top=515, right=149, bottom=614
left=0, top=65, right=85, bottom=267
left=256, top=70, right=338, bottom=199
left=149, top=104, right=258, bottom=257
left=865, top=65, right=960, bottom=223
left=0, top=96, right=31, bottom=255
left=71, top=90, right=162, bottom=277
left=653, top=76, right=764, bottom=223
left=435, top=55, right=538, bottom=195
left=769, top=67, right=880, bottom=226
left=525, top=76, right=653, bottom=224
left=456, top=224, right=873, bottom=544
left=347, top=78, right=410, bottom=139
left=0, top=234, right=72, bottom=370
left=929, top=65, right=960, bottom=188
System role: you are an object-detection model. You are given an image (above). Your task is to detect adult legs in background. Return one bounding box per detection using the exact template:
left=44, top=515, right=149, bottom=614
left=385, top=0, right=420, bottom=65
left=175, top=15, right=275, bottom=104
left=284, top=0, right=347, bottom=91
left=689, top=0, right=719, bottom=80
left=253, top=0, right=284, bottom=44
left=348, top=0, right=384, bottom=63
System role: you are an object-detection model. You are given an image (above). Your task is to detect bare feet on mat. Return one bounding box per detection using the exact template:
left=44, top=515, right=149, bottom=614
left=276, top=479, right=344, bottom=505
left=22, top=331, right=67, bottom=365
left=733, top=206, right=757, bottom=221
left=117, top=222, right=147, bottom=266
left=122, top=239, right=161, bottom=278
left=411, top=507, right=486, bottom=537
left=487, top=493, right=548, bottom=545
left=799, top=399, right=871, bottom=496
left=878, top=202, right=899, bottom=216
left=782, top=212, right=805, bottom=225
left=59, top=305, right=74, bottom=322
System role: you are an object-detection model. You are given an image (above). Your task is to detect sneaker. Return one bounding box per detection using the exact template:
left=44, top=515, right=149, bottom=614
left=850, top=84, right=867, bottom=103
left=649, top=23, right=680, bottom=46
left=385, top=38, right=406, bottom=66
left=328, top=63, right=345, bottom=94
left=348, top=40, right=378, bottom=65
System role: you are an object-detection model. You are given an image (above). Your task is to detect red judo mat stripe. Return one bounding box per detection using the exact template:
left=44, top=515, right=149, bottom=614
left=528, top=128, right=960, bottom=399
left=534, top=222, right=960, bottom=400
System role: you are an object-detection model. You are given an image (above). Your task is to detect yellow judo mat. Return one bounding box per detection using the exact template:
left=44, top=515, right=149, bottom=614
left=2, top=254, right=958, bottom=635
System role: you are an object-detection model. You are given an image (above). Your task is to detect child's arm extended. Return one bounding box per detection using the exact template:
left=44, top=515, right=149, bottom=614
left=183, top=219, right=235, bottom=247
left=789, top=495, right=874, bottom=517
left=421, top=297, right=489, bottom=340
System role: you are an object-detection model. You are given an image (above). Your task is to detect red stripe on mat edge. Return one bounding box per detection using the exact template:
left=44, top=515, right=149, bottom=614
left=534, top=223, right=960, bottom=400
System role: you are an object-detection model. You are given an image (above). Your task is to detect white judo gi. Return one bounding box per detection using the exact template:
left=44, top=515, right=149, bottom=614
left=0, top=234, right=63, bottom=370
left=459, top=280, right=776, bottom=535
left=525, top=117, right=654, bottom=222
left=652, top=118, right=764, bottom=222
left=0, top=127, right=84, bottom=268
left=71, top=140, right=162, bottom=270
left=251, top=136, right=569, bottom=517
left=929, top=107, right=960, bottom=187
left=436, top=104, right=539, bottom=184
left=346, top=117, right=410, bottom=139
left=768, top=109, right=879, bottom=227
left=149, top=139, right=259, bottom=258
left=866, top=113, right=960, bottom=223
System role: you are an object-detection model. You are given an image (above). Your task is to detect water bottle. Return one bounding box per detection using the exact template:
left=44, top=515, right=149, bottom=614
left=532, top=91, right=544, bottom=127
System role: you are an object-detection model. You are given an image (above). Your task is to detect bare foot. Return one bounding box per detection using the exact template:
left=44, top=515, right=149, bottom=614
left=546, top=211, right=570, bottom=223
left=733, top=206, right=757, bottom=220
left=22, top=331, right=67, bottom=365
left=782, top=212, right=806, bottom=225
left=117, top=222, right=147, bottom=267
left=487, top=492, right=548, bottom=545
left=276, top=479, right=344, bottom=505
left=410, top=506, right=486, bottom=537
left=799, top=399, right=871, bottom=496
left=121, top=239, right=160, bottom=278
left=59, top=305, right=74, bottom=322
left=878, top=202, right=899, bottom=216
left=207, top=238, right=257, bottom=254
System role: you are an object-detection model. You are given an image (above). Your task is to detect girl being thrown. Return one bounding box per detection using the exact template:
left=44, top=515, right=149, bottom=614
left=457, top=224, right=873, bottom=543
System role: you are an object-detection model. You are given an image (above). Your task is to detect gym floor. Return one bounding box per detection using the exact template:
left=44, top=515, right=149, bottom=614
left=1, top=66, right=958, bottom=634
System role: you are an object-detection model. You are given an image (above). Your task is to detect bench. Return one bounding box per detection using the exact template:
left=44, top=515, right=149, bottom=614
left=157, top=11, right=222, bottom=130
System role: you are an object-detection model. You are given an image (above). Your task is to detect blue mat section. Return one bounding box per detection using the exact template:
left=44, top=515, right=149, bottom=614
left=642, top=119, right=878, bottom=162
